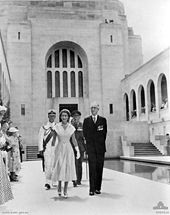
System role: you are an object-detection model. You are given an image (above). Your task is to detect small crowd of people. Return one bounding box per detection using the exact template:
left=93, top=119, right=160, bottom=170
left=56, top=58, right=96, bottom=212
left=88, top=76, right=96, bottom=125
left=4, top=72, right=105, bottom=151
left=0, top=105, right=23, bottom=205
left=0, top=101, right=107, bottom=205
left=38, top=101, right=107, bottom=198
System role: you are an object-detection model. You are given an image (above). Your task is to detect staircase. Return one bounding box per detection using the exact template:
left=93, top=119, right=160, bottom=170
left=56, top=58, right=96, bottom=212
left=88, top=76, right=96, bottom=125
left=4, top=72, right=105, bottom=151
left=131, top=142, right=163, bottom=156
left=26, top=146, right=39, bottom=160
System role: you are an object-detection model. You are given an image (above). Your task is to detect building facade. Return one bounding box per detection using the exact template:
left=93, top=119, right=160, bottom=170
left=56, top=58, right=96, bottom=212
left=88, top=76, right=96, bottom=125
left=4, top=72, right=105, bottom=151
left=0, top=0, right=144, bottom=159
left=121, top=48, right=170, bottom=155
left=0, top=31, right=10, bottom=109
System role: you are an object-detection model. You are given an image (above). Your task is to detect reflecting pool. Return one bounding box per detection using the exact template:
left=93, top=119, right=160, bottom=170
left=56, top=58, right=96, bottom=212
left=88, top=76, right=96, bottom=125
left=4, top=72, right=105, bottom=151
left=104, top=159, right=170, bottom=185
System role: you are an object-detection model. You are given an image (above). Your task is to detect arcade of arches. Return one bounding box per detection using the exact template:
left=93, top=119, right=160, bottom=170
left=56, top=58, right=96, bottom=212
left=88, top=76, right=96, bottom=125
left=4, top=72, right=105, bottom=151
left=124, top=73, right=168, bottom=121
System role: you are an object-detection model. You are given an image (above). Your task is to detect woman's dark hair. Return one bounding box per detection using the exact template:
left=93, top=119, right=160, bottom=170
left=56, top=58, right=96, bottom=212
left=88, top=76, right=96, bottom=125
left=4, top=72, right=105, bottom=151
left=59, top=109, right=71, bottom=122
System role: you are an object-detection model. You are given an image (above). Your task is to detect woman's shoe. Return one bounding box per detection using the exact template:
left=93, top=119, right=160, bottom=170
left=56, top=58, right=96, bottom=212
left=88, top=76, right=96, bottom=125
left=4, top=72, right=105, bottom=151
left=45, top=184, right=51, bottom=190
left=58, top=191, right=62, bottom=197
left=58, top=187, right=62, bottom=197
left=63, top=192, right=68, bottom=199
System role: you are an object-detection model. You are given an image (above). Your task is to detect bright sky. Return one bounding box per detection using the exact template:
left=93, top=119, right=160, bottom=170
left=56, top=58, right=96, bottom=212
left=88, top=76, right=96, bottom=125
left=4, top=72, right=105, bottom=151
left=120, top=0, right=170, bottom=62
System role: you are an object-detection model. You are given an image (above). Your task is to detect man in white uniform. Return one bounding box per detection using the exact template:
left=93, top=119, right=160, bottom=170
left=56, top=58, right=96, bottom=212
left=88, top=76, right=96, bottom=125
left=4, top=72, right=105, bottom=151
left=38, top=109, right=58, bottom=190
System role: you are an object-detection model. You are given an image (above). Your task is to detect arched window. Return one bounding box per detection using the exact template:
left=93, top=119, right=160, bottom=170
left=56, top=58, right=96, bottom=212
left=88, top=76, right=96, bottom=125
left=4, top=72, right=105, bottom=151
left=55, top=71, right=60, bottom=97
left=47, top=55, right=52, bottom=68
left=159, top=74, right=168, bottom=109
left=138, top=85, right=145, bottom=114
left=150, top=81, right=156, bottom=112
left=46, top=45, right=86, bottom=98
left=78, top=71, right=83, bottom=97
left=47, top=71, right=52, bottom=98
left=71, top=71, right=76, bottom=97
left=131, top=90, right=137, bottom=118
left=124, top=93, right=129, bottom=121
left=63, top=71, right=68, bottom=97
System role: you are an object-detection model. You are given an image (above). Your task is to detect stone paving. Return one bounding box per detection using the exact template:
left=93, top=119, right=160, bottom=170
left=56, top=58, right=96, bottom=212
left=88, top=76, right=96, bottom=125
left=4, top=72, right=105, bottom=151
left=0, top=161, right=170, bottom=215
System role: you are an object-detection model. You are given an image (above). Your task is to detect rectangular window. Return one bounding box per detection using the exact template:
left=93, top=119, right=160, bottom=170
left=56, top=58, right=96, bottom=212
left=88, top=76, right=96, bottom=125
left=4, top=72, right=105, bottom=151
left=21, top=104, right=25, bottom=115
left=18, top=32, right=20, bottom=40
left=110, top=35, right=113, bottom=43
left=56, top=2, right=64, bottom=7
left=109, top=104, right=113, bottom=114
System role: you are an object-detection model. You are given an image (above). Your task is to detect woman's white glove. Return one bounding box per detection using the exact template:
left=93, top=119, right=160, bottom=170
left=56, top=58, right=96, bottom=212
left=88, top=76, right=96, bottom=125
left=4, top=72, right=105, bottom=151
left=75, top=146, right=80, bottom=159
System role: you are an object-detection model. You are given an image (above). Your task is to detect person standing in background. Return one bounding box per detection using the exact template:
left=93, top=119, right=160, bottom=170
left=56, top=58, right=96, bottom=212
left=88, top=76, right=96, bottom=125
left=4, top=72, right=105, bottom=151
left=38, top=110, right=58, bottom=190
left=71, top=110, right=86, bottom=186
left=7, top=127, right=21, bottom=182
left=0, top=121, right=10, bottom=173
left=15, top=127, right=23, bottom=163
left=83, top=102, right=107, bottom=196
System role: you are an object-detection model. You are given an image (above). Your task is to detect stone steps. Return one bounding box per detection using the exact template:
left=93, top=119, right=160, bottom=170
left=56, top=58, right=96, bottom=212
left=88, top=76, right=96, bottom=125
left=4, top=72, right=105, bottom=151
left=26, top=146, right=39, bottom=160
left=131, top=142, right=163, bottom=156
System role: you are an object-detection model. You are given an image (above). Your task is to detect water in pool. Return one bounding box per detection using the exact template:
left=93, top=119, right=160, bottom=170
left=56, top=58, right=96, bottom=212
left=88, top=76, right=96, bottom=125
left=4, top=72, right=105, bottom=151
left=104, top=159, right=170, bottom=185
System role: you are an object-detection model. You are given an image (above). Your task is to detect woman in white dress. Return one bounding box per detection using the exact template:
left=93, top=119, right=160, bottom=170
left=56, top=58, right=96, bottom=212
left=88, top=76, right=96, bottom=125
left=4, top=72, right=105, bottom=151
left=52, top=109, right=80, bottom=198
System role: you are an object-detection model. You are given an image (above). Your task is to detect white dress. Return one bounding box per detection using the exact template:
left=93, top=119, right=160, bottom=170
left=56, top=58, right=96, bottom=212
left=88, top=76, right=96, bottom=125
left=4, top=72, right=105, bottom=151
left=51, top=123, right=76, bottom=182
left=0, top=151, right=13, bottom=205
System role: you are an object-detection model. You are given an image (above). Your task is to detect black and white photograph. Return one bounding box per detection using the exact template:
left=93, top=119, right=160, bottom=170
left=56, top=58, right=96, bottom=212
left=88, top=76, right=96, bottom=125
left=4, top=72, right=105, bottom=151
left=0, top=0, right=170, bottom=214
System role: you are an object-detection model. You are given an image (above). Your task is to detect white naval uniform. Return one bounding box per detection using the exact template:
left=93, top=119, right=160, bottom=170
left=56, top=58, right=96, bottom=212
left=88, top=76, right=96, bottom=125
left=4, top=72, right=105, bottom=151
left=38, top=122, right=58, bottom=185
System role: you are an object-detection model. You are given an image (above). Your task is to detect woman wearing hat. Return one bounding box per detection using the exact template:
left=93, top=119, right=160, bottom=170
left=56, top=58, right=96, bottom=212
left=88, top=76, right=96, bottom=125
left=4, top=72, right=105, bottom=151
left=7, top=127, right=21, bottom=181
left=0, top=105, right=13, bottom=204
left=51, top=109, right=80, bottom=198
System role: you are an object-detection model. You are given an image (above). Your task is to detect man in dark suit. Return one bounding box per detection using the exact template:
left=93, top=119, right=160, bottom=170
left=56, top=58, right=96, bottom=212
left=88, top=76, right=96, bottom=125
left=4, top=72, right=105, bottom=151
left=83, top=102, right=107, bottom=196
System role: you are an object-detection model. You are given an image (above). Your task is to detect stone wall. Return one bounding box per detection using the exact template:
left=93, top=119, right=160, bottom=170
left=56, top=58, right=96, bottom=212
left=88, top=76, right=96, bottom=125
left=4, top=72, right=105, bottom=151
left=0, top=0, right=143, bottom=159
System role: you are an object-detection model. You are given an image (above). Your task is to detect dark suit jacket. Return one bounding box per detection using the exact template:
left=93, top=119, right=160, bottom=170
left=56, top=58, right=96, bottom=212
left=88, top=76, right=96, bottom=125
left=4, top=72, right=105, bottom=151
left=83, top=115, right=107, bottom=155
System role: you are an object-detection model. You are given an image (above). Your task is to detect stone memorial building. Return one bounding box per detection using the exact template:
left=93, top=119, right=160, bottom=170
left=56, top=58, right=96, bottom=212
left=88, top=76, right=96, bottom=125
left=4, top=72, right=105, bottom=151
left=0, top=0, right=169, bottom=160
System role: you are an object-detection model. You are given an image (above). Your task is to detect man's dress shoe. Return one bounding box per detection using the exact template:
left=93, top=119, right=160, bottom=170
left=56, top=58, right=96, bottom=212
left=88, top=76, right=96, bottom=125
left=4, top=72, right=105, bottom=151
left=95, top=190, right=101, bottom=194
left=89, top=192, right=95, bottom=196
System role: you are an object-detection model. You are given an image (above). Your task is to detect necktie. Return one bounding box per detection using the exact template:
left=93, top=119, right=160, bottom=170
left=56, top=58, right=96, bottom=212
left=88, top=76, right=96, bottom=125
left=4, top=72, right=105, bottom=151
left=93, top=116, right=96, bottom=123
